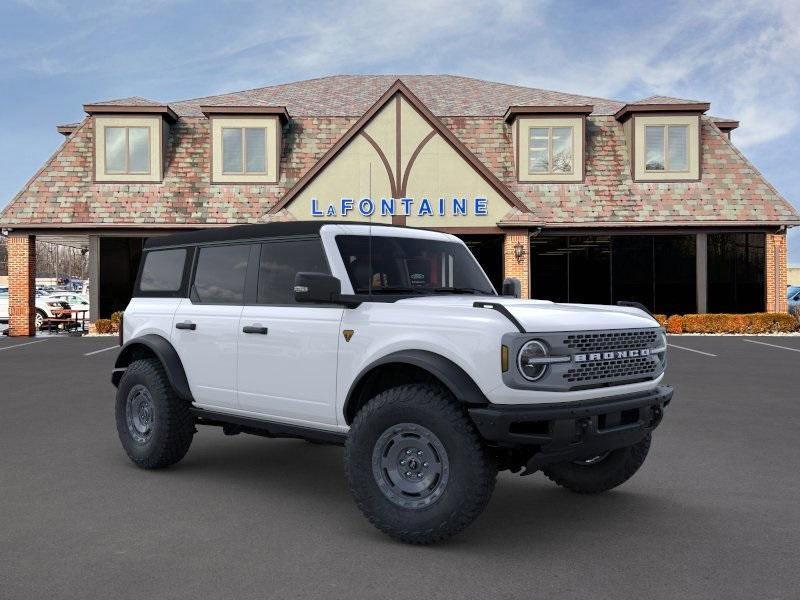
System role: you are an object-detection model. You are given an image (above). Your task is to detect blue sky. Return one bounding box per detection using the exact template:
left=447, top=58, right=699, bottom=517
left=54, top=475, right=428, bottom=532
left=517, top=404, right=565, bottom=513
left=1, top=0, right=798, bottom=261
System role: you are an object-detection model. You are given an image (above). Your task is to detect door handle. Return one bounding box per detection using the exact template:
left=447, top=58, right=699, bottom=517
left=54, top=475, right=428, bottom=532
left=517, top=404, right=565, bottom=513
left=175, top=322, right=196, bottom=330
left=242, top=325, right=269, bottom=335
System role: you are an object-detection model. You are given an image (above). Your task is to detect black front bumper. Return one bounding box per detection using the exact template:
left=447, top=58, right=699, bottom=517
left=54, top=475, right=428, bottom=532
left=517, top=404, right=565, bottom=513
left=468, top=385, right=672, bottom=469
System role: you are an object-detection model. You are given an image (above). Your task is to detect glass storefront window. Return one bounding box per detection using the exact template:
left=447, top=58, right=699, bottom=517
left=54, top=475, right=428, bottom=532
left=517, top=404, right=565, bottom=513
left=531, top=234, right=696, bottom=314
left=707, top=233, right=765, bottom=313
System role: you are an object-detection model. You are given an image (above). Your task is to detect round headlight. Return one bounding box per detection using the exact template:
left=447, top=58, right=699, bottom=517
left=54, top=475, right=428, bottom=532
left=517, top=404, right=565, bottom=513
left=518, top=340, right=549, bottom=381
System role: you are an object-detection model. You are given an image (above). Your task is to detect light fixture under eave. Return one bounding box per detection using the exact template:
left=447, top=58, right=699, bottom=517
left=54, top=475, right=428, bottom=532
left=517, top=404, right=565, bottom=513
left=514, top=241, right=527, bottom=263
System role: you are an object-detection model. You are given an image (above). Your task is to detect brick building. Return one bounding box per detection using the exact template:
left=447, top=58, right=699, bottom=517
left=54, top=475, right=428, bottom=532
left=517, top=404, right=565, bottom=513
left=1, top=75, right=798, bottom=335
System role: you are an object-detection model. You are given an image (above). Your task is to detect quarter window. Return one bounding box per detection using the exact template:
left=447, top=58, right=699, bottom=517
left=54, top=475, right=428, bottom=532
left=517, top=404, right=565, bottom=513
left=645, top=125, right=689, bottom=171
left=139, top=249, right=187, bottom=292
left=222, top=127, right=267, bottom=174
left=104, top=126, right=151, bottom=174
left=257, top=239, right=330, bottom=304
left=528, top=127, right=573, bottom=174
left=192, top=245, right=250, bottom=304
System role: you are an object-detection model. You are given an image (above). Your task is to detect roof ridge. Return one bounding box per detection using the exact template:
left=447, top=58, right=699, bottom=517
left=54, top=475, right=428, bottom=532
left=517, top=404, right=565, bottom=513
left=169, top=74, right=348, bottom=105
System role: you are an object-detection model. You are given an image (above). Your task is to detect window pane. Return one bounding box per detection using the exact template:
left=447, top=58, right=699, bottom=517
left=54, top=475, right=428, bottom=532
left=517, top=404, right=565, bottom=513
left=104, top=127, right=127, bottom=173
left=667, top=125, right=688, bottom=171
left=258, top=239, right=329, bottom=304
left=530, top=236, right=569, bottom=302
left=708, top=233, right=764, bottom=313
left=529, top=128, right=548, bottom=150
left=567, top=236, right=611, bottom=304
left=654, top=236, right=696, bottom=314
left=335, top=235, right=493, bottom=294
left=222, top=128, right=243, bottom=173
left=193, top=245, right=249, bottom=304
left=244, top=128, right=266, bottom=173
left=611, top=236, right=654, bottom=311
left=645, top=126, right=665, bottom=171
left=127, top=127, right=150, bottom=173
left=551, top=127, right=573, bottom=173
left=529, top=149, right=548, bottom=173
left=528, top=128, right=549, bottom=173
left=139, top=249, right=186, bottom=292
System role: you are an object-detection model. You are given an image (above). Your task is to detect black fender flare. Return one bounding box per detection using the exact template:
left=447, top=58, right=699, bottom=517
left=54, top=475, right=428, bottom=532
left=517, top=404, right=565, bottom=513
left=343, top=350, right=487, bottom=423
left=112, top=334, right=193, bottom=401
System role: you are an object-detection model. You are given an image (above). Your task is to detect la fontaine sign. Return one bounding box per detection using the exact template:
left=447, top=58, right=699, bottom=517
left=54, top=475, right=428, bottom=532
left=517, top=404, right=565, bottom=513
left=311, top=196, right=488, bottom=218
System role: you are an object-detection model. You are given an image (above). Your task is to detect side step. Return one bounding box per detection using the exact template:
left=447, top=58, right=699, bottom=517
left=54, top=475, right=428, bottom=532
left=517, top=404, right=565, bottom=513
left=190, top=407, right=347, bottom=446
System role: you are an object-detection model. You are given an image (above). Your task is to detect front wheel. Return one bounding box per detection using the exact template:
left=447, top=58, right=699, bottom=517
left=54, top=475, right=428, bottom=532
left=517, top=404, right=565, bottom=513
left=345, top=384, right=496, bottom=545
left=542, top=434, right=652, bottom=494
left=115, top=358, right=194, bottom=469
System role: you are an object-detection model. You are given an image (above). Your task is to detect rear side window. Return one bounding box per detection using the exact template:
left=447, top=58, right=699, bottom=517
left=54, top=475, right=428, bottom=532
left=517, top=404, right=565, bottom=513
left=192, top=244, right=250, bottom=304
left=257, top=239, right=329, bottom=304
left=139, top=249, right=187, bottom=292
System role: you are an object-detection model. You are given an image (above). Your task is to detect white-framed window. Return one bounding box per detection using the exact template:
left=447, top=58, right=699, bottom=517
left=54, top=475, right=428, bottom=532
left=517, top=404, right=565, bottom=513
left=644, top=124, right=689, bottom=172
left=221, top=127, right=268, bottom=174
left=104, top=126, right=151, bottom=175
left=528, top=126, right=574, bottom=175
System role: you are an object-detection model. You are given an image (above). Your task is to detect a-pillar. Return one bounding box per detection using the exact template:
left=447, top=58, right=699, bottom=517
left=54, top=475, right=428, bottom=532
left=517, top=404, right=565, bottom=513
left=8, top=234, right=36, bottom=336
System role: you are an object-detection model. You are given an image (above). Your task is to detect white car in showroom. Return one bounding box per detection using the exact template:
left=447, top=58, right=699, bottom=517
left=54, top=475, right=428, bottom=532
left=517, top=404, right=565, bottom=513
left=0, top=287, right=73, bottom=329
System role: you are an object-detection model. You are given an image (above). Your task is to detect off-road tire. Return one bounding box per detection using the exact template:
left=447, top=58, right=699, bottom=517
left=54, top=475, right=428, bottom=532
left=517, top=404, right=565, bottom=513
left=115, top=358, right=194, bottom=469
left=345, top=383, right=496, bottom=544
left=542, top=434, right=652, bottom=494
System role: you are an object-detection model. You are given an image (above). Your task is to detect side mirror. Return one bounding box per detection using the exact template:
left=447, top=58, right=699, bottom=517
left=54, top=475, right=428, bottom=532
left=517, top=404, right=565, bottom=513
left=294, top=272, right=342, bottom=304
left=501, top=277, right=521, bottom=298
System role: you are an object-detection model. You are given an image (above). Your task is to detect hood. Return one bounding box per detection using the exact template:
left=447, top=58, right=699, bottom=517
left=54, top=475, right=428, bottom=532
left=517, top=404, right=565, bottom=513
left=396, top=296, right=659, bottom=332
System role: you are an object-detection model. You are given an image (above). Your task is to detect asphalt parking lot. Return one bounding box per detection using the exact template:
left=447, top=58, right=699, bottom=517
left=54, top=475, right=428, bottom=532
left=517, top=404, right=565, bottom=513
left=1, top=335, right=799, bottom=600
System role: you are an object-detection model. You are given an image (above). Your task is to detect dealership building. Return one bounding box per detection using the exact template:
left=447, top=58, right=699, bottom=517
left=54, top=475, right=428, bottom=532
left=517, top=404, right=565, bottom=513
left=1, top=74, right=798, bottom=335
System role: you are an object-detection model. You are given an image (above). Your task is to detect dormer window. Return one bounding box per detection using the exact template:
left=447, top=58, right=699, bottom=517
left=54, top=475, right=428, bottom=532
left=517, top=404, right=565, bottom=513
left=105, top=126, right=151, bottom=174
left=528, top=126, right=574, bottom=174
left=222, top=127, right=268, bottom=174
left=201, top=106, right=289, bottom=184
left=505, top=106, right=591, bottom=184
left=644, top=124, right=688, bottom=172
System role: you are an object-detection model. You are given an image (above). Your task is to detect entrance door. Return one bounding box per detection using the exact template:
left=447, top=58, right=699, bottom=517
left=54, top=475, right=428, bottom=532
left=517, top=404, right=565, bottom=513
left=236, top=238, right=343, bottom=428
left=457, top=235, right=504, bottom=293
left=171, top=243, right=252, bottom=411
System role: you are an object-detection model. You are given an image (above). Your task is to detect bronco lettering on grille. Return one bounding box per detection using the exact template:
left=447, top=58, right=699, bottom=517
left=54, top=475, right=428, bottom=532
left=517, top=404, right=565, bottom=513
left=574, top=348, right=651, bottom=362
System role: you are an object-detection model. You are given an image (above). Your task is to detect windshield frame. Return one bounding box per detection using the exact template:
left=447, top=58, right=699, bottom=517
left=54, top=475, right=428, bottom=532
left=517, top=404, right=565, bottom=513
left=332, top=232, right=497, bottom=299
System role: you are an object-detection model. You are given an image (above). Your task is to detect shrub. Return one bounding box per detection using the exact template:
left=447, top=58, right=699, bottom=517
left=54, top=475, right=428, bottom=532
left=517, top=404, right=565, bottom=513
left=110, top=311, right=123, bottom=328
left=652, top=314, right=668, bottom=327
left=94, top=319, right=114, bottom=334
left=677, top=312, right=797, bottom=334
left=665, top=315, right=683, bottom=334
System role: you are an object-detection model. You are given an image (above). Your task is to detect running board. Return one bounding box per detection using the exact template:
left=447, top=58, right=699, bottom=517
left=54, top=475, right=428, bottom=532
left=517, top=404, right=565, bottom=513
left=190, top=407, right=347, bottom=446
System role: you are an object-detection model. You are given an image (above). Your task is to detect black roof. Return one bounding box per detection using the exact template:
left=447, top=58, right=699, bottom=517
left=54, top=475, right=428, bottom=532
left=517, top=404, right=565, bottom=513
left=143, top=221, right=400, bottom=249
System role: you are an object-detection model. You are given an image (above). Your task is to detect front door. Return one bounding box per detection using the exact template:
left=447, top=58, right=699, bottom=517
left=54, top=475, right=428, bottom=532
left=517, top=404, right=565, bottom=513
left=171, top=243, right=253, bottom=411
left=237, top=237, right=343, bottom=428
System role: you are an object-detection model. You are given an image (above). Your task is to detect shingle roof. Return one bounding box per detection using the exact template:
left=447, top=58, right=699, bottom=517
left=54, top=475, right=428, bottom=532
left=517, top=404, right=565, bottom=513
left=86, top=96, right=164, bottom=107
left=168, top=74, right=626, bottom=117
left=1, top=75, right=796, bottom=228
left=631, top=95, right=707, bottom=105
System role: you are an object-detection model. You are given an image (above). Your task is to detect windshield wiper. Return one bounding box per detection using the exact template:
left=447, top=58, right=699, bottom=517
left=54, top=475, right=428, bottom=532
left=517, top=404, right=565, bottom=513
left=432, top=287, right=491, bottom=295
left=353, top=286, right=427, bottom=295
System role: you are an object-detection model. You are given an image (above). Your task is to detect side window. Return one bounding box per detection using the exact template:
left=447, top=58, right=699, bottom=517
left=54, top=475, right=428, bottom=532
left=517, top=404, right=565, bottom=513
left=192, top=244, right=250, bottom=304
left=257, top=239, right=330, bottom=304
left=139, top=248, right=187, bottom=293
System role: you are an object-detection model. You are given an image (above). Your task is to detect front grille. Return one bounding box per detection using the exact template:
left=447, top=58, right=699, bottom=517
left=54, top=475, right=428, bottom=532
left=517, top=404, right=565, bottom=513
left=563, top=356, right=657, bottom=384
left=563, top=329, right=659, bottom=353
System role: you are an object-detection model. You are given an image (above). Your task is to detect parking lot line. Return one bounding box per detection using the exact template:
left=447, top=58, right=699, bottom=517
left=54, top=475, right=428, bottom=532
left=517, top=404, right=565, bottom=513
left=84, top=345, right=119, bottom=356
left=667, top=342, right=717, bottom=357
left=742, top=339, right=800, bottom=353
left=0, top=339, right=49, bottom=352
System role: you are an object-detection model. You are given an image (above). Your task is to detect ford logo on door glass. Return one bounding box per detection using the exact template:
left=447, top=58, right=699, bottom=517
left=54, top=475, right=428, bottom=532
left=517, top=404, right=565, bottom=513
left=574, top=348, right=651, bottom=362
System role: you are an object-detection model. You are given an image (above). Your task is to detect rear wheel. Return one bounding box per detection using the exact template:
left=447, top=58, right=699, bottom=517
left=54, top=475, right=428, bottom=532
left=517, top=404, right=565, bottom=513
left=115, top=358, right=194, bottom=469
left=542, top=434, right=651, bottom=494
left=345, top=383, right=496, bottom=544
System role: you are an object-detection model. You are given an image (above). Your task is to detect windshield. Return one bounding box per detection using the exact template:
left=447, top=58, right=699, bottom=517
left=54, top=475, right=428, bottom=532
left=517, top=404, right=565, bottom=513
left=335, top=235, right=496, bottom=296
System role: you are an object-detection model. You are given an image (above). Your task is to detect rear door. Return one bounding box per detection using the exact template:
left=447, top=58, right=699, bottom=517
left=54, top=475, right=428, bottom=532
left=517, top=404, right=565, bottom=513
left=172, top=243, right=255, bottom=411
left=237, top=237, right=343, bottom=427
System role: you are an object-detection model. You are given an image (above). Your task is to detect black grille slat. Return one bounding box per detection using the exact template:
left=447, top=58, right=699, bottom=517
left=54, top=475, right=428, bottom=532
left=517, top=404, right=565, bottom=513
left=563, top=330, right=658, bottom=353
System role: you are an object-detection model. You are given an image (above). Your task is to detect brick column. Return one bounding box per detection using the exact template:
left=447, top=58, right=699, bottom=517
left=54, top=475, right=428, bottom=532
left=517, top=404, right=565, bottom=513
left=8, top=234, right=36, bottom=336
left=502, top=229, right=530, bottom=298
left=765, top=232, right=788, bottom=313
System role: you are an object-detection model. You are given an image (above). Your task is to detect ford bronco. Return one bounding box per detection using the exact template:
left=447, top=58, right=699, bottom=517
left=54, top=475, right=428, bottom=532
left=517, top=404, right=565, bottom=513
left=113, top=222, right=671, bottom=544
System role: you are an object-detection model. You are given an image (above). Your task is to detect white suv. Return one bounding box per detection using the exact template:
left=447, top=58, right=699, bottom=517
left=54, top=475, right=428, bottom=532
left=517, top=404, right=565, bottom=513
left=113, top=222, right=672, bottom=544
